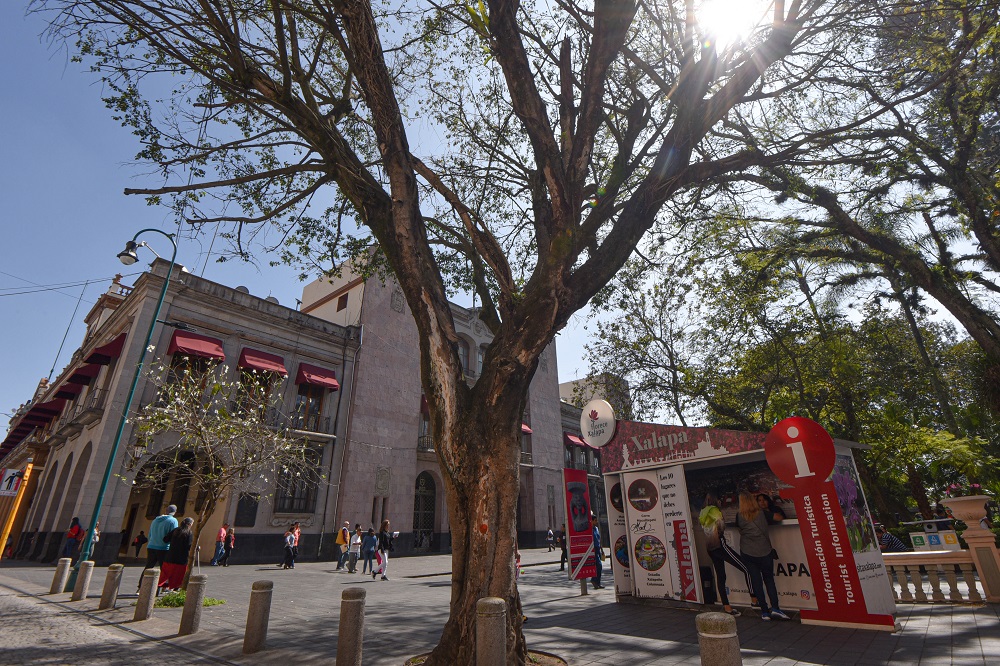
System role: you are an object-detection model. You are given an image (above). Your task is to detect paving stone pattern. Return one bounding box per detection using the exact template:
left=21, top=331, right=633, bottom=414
left=1, top=550, right=998, bottom=665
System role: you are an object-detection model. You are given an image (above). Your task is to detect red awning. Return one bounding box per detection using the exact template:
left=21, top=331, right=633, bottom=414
left=66, top=364, right=101, bottom=385
left=295, top=362, right=339, bottom=390
left=521, top=423, right=533, bottom=434
left=25, top=398, right=66, bottom=420
left=564, top=432, right=588, bottom=448
left=55, top=383, right=84, bottom=400
left=168, top=330, right=225, bottom=360
left=84, top=332, right=127, bottom=365
left=238, top=348, right=288, bottom=375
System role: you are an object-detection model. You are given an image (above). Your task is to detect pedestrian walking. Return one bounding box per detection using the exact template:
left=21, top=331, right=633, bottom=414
left=292, top=521, right=301, bottom=561
left=219, top=527, right=236, bottom=566
left=372, top=519, right=394, bottom=580
left=210, top=523, right=229, bottom=565
left=557, top=523, right=568, bottom=571
left=62, top=517, right=83, bottom=557
left=736, top=492, right=790, bottom=621
left=590, top=514, right=605, bottom=589
left=158, top=517, right=194, bottom=592
left=546, top=526, right=554, bottom=551
left=140, top=505, right=178, bottom=590
left=361, top=528, right=377, bottom=574
left=131, top=531, right=147, bottom=558
left=282, top=527, right=296, bottom=569
left=336, top=520, right=351, bottom=570
left=348, top=526, right=362, bottom=573
left=700, top=492, right=752, bottom=616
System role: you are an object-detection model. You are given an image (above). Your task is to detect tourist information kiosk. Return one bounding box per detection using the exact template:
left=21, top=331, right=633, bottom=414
left=582, top=402, right=897, bottom=631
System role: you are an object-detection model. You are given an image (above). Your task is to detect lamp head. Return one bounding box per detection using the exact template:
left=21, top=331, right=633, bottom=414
left=117, top=240, right=139, bottom=265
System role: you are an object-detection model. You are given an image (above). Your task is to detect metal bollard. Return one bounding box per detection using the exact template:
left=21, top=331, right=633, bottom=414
left=71, top=561, right=94, bottom=601
left=50, top=558, right=72, bottom=595
left=335, top=588, right=366, bottom=666
left=243, top=580, right=274, bottom=654
left=179, top=574, right=208, bottom=635
left=99, top=564, right=125, bottom=610
left=696, top=612, right=742, bottom=666
left=134, top=568, right=160, bottom=621
left=475, top=597, right=507, bottom=666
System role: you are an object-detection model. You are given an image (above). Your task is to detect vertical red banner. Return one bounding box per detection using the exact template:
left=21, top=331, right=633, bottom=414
left=765, top=417, right=895, bottom=629
left=563, top=468, right=596, bottom=581
left=673, top=520, right=698, bottom=601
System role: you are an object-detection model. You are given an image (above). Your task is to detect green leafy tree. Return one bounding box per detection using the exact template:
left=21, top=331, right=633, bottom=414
left=129, top=362, right=324, bottom=588
left=35, top=0, right=916, bottom=660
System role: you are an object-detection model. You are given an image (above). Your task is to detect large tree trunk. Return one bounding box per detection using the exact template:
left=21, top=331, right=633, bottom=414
left=427, top=408, right=526, bottom=665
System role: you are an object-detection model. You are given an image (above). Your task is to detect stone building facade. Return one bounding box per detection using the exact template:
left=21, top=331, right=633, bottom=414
left=300, top=267, right=567, bottom=551
left=0, top=260, right=359, bottom=565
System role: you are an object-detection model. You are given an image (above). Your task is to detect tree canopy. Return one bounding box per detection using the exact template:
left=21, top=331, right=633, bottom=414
left=32, top=0, right=954, bottom=661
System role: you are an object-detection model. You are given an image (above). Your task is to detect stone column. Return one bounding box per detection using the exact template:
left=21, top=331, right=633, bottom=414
left=179, top=574, right=208, bottom=635
left=134, top=568, right=160, bottom=621
left=98, top=564, right=124, bottom=610
left=962, top=530, right=1000, bottom=603
left=243, top=580, right=273, bottom=654
left=476, top=597, right=506, bottom=666
left=696, top=612, right=742, bottom=666
left=335, top=588, right=366, bottom=666
left=71, top=561, right=94, bottom=601
left=50, top=558, right=72, bottom=595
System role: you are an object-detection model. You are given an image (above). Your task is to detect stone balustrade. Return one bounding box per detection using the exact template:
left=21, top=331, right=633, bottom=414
left=883, top=550, right=984, bottom=603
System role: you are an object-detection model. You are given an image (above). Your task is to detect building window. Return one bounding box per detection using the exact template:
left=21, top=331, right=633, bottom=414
left=417, top=415, right=433, bottom=451
left=274, top=447, right=321, bottom=513
left=235, top=493, right=259, bottom=527
left=457, top=339, right=470, bottom=374
left=337, top=293, right=349, bottom=311
left=564, top=446, right=573, bottom=468
left=412, top=472, right=436, bottom=552
left=236, top=369, right=274, bottom=417
left=294, top=384, right=326, bottom=431
left=166, top=354, right=209, bottom=386
left=478, top=345, right=487, bottom=375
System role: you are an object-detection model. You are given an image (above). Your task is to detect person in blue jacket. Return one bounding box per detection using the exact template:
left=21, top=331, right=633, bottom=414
left=137, top=504, right=178, bottom=590
left=591, top=513, right=605, bottom=589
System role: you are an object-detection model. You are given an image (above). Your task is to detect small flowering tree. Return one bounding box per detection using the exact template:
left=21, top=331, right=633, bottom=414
left=129, top=360, right=325, bottom=588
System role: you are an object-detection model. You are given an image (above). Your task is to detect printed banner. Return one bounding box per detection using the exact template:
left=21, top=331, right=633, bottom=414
left=600, top=421, right=766, bottom=474
left=0, top=469, right=21, bottom=497
left=605, top=475, right=632, bottom=596
left=765, top=417, right=896, bottom=629
left=657, top=467, right=700, bottom=602
left=622, top=469, right=673, bottom=598
left=563, top=468, right=596, bottom=581
left=833, top=450, right=897, bottom=616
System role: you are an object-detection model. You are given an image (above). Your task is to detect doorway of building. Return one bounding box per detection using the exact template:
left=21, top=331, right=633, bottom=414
left=412, top=472, right=435, bottom=552
left=120, top=504, right=139, bottom=554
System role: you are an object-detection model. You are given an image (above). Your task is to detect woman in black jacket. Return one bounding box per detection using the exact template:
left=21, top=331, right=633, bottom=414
left=158, top=517, right=194, bottom=592
left=372, top=519, right=394, bottom=580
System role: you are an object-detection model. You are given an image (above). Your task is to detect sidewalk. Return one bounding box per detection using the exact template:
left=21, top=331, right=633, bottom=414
left=1, top=548, right=998, bottom=665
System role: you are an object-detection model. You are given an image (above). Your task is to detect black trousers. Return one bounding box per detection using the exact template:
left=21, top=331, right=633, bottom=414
left=708, top=540, right=752, bottom=606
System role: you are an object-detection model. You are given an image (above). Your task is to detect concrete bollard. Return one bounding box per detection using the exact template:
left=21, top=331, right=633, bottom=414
left=99, top=564, right=125, bottom=610
left=50, top=558, right=72, bottom=595
left=179, top=574, right=208, bottom=635
left=134, top=568, right=160, bottom=621
left=696, top=612, right=742, bottom=666
left=243, top=580, right=274, bottom=654
left=476, top=597, right=507, bottom=666
left=71, top=561, right=94, bottom=601
left=335, top=588, right=366, bottom=666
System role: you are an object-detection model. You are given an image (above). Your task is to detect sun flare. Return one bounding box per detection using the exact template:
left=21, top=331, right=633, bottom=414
left=697, top=0, right=770, bottom=50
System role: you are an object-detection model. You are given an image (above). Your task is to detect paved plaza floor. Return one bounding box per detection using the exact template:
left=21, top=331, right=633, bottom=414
left=1, top=548, right=998, bottom=665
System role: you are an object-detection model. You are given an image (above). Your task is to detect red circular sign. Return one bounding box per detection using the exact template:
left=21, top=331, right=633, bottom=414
left=764, top=417, right=836, bottom=488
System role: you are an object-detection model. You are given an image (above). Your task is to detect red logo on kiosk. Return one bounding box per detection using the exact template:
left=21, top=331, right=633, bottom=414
left=765, top=417, right=894, bottom=629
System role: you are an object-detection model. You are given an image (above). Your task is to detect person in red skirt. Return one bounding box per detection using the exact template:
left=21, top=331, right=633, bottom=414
left=159, top=517, right=195, bottom=592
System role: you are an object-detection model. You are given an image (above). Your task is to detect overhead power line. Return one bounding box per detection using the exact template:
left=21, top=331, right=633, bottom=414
left=0, top=271, right=142, bottom=298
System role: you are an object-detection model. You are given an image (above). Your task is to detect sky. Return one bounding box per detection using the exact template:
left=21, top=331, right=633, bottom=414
left=0, top=4, right=594, bottom=424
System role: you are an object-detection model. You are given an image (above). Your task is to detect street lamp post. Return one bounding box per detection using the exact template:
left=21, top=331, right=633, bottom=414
left=65, top=229, right=177, bottom=591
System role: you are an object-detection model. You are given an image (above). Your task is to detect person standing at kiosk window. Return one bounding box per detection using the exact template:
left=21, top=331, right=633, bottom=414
left=736, top=492, right=790, bottom=621
left=700, top=493, right=753, bottom=616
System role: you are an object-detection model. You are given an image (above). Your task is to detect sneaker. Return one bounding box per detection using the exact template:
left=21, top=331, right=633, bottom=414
left=750, top=598, right=760, bottom=609
left=770, top=609, right=791, bottom=620
left=725, top=608, right=741, bottom=617
left=761, top=613, right=771, bottom=621
left=381, top=575, right=389, bottom=581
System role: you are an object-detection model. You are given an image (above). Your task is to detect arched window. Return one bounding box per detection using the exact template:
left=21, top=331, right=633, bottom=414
left=412, top=472, right=436, bottom=552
